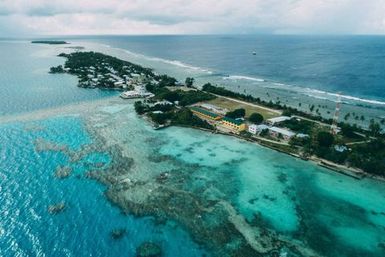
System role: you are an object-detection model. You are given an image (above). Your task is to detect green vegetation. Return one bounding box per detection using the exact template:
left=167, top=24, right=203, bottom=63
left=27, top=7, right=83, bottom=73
left=157, top=75, right=177, bottom=87
left=202, top=83, right=333, bottom=124
left=348, top=139, right=385, bottom=175
left=31, top=40, right=68, bottom=45
left=145, top=83, right=385, bottom=177
left=225, top=108, right=245, bottom=119
left=49, top=65, right=65, bottom=73
left=51, top=51, right=385, bottom=178
left=171, top=108, right=213, bottom=129
left=135, top=101, right=213, bottom=130
left=369, top=119, right=381, bottom=137
left=153, top=88, right=215, bottom=106
left=51, top=51, right=155, bottom=88
left=185, top=77, right=195, bottom=87
left=281, top=118, right=313, bottom=134
left=317, top=131, right=335, bottom=147
left=248, top=113, right=264, bottom=124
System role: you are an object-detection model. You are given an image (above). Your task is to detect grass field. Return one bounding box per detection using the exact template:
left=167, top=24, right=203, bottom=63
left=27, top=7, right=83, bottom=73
left=205, top=97, right=280, bottom=119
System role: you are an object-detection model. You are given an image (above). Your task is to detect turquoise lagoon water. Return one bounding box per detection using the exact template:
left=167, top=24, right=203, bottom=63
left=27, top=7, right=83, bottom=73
left=0, top=40, right=116, bottom=115
left=157, top=126, right=385, bottom=257
left=0, top=115, right=207, bottom=257
left=1, top=38, right=385, bottom=257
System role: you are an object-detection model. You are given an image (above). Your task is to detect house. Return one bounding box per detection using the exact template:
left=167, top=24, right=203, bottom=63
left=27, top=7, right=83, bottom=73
left=268, top=127, right=296, bottom=140
left=114, top=81, right=125, bottom=87
left=248, top=124, right=258, bottom=134
left=154, top=100, right=173, bottom=106
left=296, top=133, right=309, bottom=138
left=221, top=117, right=246, bottom=132
left=266, top=116, right=291, bottom=126
left=249, top=124, right=269, bottom=134
left=190, top=107, right=222, bottom=121
left=334, top=145, right=348, bottom=153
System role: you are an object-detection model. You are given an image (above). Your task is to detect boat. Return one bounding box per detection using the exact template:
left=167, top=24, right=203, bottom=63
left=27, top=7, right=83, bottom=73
left=252, top=51, right=257, bottom=55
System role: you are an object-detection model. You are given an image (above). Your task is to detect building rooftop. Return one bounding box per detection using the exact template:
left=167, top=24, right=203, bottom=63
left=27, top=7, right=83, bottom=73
left=267, top=116, right=292, bottom=124
left=296, top=133, right=310, bottom=138
left=190, top=106, right=221, bottom=119
left=222, top=116, right=244, bottom=126
left=269, top=126, right=296, bottom=137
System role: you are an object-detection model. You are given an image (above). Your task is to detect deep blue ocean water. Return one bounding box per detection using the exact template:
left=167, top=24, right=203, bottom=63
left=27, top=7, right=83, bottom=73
left=1, top=36, right=385, bottom=257
left=71, top=35, right=385, bottom=102
left=0, top=116, right=207, bottom=257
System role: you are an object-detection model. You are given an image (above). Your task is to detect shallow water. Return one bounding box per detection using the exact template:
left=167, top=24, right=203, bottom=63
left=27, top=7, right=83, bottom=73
left=155, top=125, right=385, bottom=257
left=1, top=98, right=385, bottom=256
left=1, top=38, right=385, bottom=257
left=0, top=40, right=117, bottom=115
left=0, top=115, right=207, bottom=257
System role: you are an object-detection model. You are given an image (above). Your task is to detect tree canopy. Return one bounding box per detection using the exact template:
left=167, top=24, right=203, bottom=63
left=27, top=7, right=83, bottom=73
left=226, top=108, right=246, bottom=119
left=185, top=77, right=195, bottom=87
left=248, top=113, right=264, bottom=124
left=317, top=131, right=335, bottom=148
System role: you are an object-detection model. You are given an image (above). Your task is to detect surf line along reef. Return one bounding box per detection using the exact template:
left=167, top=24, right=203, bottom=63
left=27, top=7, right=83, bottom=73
left=49, top=50, right=385, bottom=257
left=50, top=50, right=385, bottom=180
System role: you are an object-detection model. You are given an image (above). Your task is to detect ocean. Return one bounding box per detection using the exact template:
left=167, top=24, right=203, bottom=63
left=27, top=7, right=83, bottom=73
left=77, top=35, right=385, bottom=101
left=70, top=35, right=385, bottom=127
left=0, top=37, right=385, bottom=257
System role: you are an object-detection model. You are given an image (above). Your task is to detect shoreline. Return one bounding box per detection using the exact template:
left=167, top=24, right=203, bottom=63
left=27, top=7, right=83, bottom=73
left=173, top=123, right=374, bottom=181
left=1, top=45, right=383, bottom=182
left=1, top=95, right=380, bottom=182
left=76, top=41, right=385, bottom=129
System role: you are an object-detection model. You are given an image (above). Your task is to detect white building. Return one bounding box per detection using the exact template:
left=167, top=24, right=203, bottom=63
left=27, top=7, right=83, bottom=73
left=114, top=81, right=125, bottom=87
left=296, top=133, right=309, bottom=138
left=248, top=124, right=269, bottom=135
left=334, top=145, right=348, bottom=153
left=266, top=116, right=292, bottom=125
left=269, top=127, right=296, bottom=140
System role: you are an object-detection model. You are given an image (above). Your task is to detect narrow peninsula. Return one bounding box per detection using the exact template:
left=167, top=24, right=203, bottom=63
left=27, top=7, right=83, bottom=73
left=50, top=50, right=385, bottom=179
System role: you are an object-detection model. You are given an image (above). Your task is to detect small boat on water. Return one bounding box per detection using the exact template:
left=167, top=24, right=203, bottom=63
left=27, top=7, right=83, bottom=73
left=252, top=51, right=257, bottom=55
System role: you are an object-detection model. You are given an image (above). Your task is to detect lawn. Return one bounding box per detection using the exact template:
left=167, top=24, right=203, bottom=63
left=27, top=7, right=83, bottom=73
left=205, top=97, right=280, bottom=119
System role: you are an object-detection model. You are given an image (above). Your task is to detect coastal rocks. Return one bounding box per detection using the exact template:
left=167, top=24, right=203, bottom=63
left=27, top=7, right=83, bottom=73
left=156, top=172, right=169, bottom=183
left=48, top=202, right=66, bottom=214
left=136, top=242, right=162, bottom=257
left=110, top=228, right=127, bottom=240
left=34, top=137, right=68, bottom=152
left=55, top=165, right=72, bottom=178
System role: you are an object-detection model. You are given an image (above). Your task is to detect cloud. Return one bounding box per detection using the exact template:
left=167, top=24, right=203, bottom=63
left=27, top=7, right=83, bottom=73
left=0, top=0, right=385, bottom=36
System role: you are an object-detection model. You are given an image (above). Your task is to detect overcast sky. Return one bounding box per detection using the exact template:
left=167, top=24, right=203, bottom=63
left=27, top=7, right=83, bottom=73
left=1, top=0, right=385, bottom=36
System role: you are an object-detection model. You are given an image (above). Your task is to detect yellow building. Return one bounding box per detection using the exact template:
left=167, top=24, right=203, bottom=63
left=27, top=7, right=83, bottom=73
left=190, top=106, right=222, bottom=121
left=221, top=117, right=246, bottom=132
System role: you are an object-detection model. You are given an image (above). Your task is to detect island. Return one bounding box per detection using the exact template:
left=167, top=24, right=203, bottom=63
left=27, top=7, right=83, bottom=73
left=31, top=40, right=68, bottom=45
left=49, top=51, right=385, bottom=178
left=47, top=50, right=385, bottom=257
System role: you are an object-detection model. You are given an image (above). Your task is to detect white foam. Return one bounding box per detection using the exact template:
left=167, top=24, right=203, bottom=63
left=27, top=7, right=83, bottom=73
left=305, top=88, right=385, bottom=106
left=223, top=75, right=265, bottom=82
left=149, top=58, right=212, bottom=73
left=121, top=49, right=212, bottom=74
left=267, top=82, right=385, bottom=106
left=84, top=42, right=385, bottom=106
